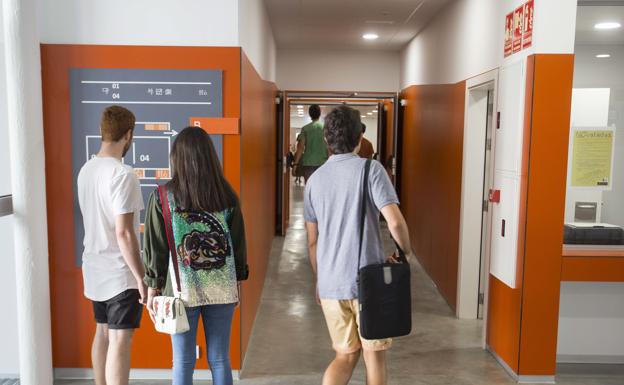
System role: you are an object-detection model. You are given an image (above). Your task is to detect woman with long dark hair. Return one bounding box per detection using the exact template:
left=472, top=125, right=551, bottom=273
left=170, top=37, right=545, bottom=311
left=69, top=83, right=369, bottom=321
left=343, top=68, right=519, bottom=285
left=142, top=127, right=248, bottom=385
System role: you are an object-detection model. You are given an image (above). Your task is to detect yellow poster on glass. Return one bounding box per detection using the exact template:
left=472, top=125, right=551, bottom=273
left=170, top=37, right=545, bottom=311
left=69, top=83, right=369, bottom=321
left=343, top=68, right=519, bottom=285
left=571, top=128, right=615, bottom=188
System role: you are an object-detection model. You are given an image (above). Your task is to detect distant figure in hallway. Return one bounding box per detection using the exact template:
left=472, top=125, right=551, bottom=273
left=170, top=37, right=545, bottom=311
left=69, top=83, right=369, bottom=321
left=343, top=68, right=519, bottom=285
left=77, top=106, right=146, bottom=385
left=304, top=106, right=416, bottom=385
left=293, top=104, right=329, bottom=183
left=142, top=127, right=248, bottom=385
left=357, top=123, right=375, bottom=159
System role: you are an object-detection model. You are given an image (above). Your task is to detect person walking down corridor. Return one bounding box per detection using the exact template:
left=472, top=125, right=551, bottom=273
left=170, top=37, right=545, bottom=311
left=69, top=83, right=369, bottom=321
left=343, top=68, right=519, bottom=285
left=293, top=104, right=329, bottom=183
left=142, top=127, right=249, bottom=385
left=357, top=123, right=375, bottom=160
left=77, top=106, right=146, bottom=385
left=304, top=106, right=415, bottom=385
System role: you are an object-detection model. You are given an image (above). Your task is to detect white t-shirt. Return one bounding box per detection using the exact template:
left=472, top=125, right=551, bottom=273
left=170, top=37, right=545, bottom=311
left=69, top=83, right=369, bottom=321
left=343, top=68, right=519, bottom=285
left=77, top=156, right=144, bottom=301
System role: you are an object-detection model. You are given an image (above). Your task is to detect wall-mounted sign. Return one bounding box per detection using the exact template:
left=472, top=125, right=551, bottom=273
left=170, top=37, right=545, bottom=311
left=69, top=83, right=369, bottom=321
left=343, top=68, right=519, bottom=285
left=512, top=5, right=524, bottom=54
left=504, top=12, right=514, bottom=57
left=571, top=127, right=616, bottom=189
left=504, top=0, right=534, bottom=58
left=522, top=0, right=534, bottom=49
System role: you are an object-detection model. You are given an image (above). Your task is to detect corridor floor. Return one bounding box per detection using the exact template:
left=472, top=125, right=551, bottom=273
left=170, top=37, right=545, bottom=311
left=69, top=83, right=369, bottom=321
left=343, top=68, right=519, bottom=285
left=57, top=185, right=624, bottom=385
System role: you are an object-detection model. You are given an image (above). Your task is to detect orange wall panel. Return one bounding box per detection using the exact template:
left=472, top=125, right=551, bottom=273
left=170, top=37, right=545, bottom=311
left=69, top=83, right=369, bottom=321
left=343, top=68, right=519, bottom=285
left=239, top=52, right=277, bottom=364
left=486, top=54, right=574, bottom=376
left=561, top=257, right=624, bottom=282
left=518, top=54, right=574, bottom=375
left=399, top=82, right=465, bottom=310
left=40, top=45, right=243, bottom=369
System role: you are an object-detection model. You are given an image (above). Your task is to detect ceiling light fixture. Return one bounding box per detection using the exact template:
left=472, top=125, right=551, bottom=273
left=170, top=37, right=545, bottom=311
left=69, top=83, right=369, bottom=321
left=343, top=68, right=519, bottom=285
left=373, top=110, right=378, bottom=113
left=361, top=115, right=366, bottom=118
left=594, top=22, right=621, bottom=30
left=367, top=112, right=373, bottom=115
left=363, top=33, right=379, bottom=40
left=596, top=54, right=611, bottom=58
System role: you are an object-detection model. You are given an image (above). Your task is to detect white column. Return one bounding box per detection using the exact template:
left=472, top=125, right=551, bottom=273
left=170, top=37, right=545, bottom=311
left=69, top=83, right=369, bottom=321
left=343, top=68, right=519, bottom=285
left=2, top=0, right=53, bottom=384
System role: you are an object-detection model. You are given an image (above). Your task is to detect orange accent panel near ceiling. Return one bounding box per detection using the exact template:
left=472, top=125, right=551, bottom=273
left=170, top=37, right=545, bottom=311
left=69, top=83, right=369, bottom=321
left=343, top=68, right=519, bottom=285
left=399, top=82, right=465, bottom=310
left=518, top=54, right=573, bottom=375
left=40, top=45, right=243, bottom=369
left=190, top=117, right=241, bottom=135
left=239, top=52, right=277, bottom=364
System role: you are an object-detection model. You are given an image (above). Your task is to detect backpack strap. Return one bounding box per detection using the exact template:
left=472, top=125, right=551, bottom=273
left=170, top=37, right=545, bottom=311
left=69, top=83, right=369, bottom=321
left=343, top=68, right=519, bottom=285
left=158, top=185, right=182, bottom=295
left=357, top=159, right=372, bottom=275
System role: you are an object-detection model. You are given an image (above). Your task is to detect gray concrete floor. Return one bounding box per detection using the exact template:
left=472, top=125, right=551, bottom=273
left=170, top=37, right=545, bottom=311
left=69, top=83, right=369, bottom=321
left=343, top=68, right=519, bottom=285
left=57, top=184, right=624, bottom=384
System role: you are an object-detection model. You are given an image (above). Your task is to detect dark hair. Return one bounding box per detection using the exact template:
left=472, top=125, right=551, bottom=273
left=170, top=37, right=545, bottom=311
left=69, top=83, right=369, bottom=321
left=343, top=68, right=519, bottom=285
left=168, top=127, right=236, bottom=212
left=309, top=104, right=321, bottom=120
left=100, top=105, right=135, bottom=142
left=324, top=106, right=362, bottom=154
left=361, top=123, right=366, bottom=133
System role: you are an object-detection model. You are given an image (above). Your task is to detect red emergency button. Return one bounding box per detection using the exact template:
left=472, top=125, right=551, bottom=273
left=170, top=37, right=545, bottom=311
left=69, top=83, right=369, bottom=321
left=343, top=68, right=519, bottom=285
left=489, top=189, right=501, bottom=204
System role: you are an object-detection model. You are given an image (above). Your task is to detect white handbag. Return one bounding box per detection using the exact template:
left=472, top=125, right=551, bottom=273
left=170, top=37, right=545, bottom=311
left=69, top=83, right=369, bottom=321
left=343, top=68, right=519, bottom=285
left=152, top=295, right=189, bottom=334
left=152, top=185, right=190, bottom=335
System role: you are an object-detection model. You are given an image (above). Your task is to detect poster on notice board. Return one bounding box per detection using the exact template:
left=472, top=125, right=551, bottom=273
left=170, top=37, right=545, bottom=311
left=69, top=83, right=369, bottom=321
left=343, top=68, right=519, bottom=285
left=570, top=127, right=616, bottom=189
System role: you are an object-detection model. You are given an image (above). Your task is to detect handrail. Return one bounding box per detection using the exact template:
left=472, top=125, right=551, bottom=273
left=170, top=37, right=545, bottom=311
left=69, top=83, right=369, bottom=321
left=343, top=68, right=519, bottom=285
left=0, top=195, right=13, bottom=217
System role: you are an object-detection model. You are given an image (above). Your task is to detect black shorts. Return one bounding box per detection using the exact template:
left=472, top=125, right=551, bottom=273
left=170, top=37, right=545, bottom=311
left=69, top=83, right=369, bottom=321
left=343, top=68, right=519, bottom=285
left=92, top=289, right=143, bottom=330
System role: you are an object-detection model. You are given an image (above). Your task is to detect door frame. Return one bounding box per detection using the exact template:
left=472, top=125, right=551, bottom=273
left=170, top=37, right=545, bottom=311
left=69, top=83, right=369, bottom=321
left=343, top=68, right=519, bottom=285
left=456, top=69, right=499, bottom=332
left=276, top=91, right=397, bottom=236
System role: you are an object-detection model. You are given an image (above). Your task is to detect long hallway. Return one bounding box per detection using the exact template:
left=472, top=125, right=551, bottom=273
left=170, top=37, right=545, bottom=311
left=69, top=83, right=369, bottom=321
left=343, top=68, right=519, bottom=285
left=240, top=184, right=512, bottom=385
left=55, top=184, right=624, bottom=385
left=239, top=184, right=624, bottom=385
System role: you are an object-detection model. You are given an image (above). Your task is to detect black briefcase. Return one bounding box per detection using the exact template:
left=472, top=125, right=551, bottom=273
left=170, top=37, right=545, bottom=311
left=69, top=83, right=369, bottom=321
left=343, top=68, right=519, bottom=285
left=357, top=160, right=412, bottom=340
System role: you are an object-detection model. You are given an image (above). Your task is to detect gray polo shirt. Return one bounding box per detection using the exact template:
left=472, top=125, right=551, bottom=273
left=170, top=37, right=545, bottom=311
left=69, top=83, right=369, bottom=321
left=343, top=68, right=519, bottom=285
left=304, top=153, right=399, bottom=300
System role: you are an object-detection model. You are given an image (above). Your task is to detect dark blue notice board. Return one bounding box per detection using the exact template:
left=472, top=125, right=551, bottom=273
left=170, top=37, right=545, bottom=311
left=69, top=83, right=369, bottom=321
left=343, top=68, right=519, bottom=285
left=70, top=68, right=223, bottom=265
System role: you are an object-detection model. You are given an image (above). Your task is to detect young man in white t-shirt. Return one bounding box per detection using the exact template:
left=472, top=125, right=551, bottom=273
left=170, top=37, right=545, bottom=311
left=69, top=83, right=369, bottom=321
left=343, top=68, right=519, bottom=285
left=77, top=106, right=146, bottom=385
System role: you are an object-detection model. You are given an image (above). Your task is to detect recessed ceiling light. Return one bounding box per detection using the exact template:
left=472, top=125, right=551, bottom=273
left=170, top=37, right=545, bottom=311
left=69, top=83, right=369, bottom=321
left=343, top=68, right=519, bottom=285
left=367, top=112, right=373, bottom=115
left=594, top=22, right=621, bottom=30
left=596, top=54, right=611, bottom=58
left=363, top=33, right=379, bottom=40
left=361, top=115, right=366, bottom=118
left=297, top=105, right=304, bottom=109
left=373, top=110, right=378, bottom=113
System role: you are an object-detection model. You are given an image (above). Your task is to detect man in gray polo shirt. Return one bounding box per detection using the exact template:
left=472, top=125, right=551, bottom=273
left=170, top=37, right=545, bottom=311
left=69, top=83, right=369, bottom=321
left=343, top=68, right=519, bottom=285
left=304, top=106, right=415, bottom=385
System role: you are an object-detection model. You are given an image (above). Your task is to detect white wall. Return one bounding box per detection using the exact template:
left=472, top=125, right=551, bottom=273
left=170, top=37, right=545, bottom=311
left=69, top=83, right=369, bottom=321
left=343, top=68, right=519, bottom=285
left=400, top=0, right=577, bottom=88
left=37, top=0, right=239, bottom=46
left=0, top=2, right=19, bottom=377
left=277, top=49, right=400, bottom=92
left=37, top=0, right=277, bottom=82
left=558, top=282, right=624, bottom=363
left=239, top=0, right=277, bottom=82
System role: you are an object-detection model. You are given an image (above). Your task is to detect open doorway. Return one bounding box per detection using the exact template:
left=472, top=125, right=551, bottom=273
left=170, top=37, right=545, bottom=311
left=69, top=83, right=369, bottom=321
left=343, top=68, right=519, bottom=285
left=276, top=91, right=398, bottom=235
left=457, top=70, right=498, bottom=332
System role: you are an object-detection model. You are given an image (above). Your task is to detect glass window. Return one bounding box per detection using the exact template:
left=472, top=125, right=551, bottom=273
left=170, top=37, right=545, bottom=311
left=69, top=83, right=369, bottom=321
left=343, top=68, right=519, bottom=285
left=564, top=5, right=624, bottom=246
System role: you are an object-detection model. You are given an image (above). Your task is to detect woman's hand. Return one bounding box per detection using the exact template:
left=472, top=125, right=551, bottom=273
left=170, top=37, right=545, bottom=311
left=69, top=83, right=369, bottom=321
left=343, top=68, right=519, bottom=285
left=146, top=287, right=160, bottom=324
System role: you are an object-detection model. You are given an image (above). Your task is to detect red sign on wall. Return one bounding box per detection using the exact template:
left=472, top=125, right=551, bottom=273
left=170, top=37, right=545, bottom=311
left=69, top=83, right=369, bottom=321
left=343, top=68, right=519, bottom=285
left=504, top=12, right=513, bottom=57
left=505, top=0, right=534, bottom=57
left=522, top=0, right=534, bottom=49
left=512, top=5, right=524, bottom=53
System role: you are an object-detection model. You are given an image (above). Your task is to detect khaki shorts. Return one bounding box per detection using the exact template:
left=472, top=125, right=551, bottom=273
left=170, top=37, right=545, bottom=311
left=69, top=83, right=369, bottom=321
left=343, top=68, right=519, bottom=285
left=320, top=299, right=392, bottom=353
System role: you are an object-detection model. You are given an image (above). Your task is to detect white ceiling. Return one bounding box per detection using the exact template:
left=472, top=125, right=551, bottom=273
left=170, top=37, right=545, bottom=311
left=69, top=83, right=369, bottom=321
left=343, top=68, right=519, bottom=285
left=264, top=0, right=453, bottom=50
left=576, top=5, right=624, bottom=45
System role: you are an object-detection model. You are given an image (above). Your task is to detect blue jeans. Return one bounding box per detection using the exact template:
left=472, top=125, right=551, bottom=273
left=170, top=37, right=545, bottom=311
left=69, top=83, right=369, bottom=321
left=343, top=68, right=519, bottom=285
left=171, top=303, right=236, bottom=385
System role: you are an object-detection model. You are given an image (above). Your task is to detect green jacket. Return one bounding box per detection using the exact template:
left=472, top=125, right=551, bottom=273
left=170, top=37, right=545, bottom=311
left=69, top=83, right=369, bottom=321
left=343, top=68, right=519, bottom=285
left=142, top=189, right=248, bottom=299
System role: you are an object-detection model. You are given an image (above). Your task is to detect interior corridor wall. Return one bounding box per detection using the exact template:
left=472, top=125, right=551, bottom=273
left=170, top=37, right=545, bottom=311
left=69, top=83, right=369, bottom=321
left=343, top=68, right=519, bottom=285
left=399, top=0, right=577, bottom=378
left=277, top=49, right=400, bottom=92
left=399, top=83, right=465, bottom=309
left=0, top=3, right=20, bottom=377
left=238, top=0, right=277, bottom=82
left=240, top=52, right=277, bottom=361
